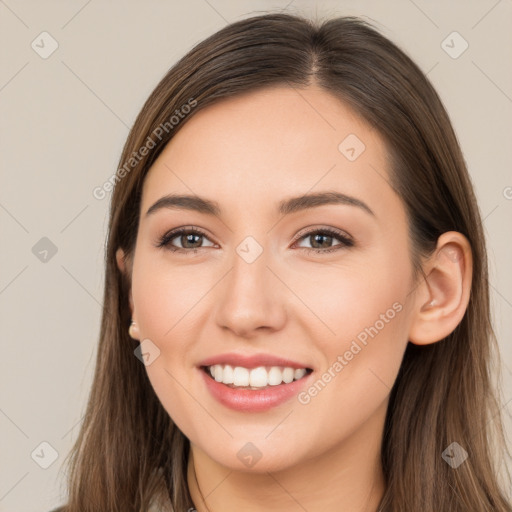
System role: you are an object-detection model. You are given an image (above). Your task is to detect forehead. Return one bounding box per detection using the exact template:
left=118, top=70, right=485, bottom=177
left=141, top=85, right=398, bottom=221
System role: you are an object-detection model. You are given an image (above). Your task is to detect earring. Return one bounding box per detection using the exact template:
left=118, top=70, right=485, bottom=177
left=428, top=299, right=437, bottom=307
left=128, top=320, right=139, bottom=339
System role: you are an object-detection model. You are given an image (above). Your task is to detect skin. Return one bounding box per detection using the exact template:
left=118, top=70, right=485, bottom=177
left=117, top=84, right=472, bottom=511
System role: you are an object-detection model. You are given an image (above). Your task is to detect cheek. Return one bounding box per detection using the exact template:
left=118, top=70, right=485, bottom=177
left=311, top=284, right=407, bottom=399
left=131, top=251, right=210, bottom=344
left=291, top=253, right=410, bottom=353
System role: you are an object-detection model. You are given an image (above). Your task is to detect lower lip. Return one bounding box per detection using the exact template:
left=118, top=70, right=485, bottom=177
left=200, top=368, right=313, bottom=412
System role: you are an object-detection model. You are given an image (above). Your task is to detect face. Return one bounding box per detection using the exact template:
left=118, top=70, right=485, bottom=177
left=127, top=85, right=418, bottom=472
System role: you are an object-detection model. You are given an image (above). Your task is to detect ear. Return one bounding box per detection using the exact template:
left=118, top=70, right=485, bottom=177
left=116, top=248, right=138, bottom=336
left=408, top=231, right=473, bottom=345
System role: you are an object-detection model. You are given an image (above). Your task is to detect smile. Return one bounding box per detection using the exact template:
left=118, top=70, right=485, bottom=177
left=203, top=364, right=312, bottom=389
left=197, top=354, right=314, bottom=412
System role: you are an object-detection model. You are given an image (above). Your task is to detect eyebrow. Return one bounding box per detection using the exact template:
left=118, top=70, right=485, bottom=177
left=145, top=191, right=375, bottom=218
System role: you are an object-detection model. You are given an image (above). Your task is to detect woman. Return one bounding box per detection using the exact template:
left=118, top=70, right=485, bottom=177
left=53, top=13, right=511, bottom=511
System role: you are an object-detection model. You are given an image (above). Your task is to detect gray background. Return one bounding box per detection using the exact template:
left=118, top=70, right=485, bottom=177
left=1, top=1, right=511, bottom=510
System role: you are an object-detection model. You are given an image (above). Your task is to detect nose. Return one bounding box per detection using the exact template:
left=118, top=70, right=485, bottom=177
left=214, top=244, right=287, bottom=339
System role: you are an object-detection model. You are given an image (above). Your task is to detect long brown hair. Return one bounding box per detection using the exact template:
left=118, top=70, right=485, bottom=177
left=56, top=13, right=512, bottom=511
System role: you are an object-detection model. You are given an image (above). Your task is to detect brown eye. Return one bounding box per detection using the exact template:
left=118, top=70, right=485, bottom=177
left=294, top=228, right=353, bottom=254
left=157, top=227, right=215, bottom=253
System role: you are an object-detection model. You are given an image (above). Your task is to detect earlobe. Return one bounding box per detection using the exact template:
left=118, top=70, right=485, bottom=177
left=128, top=319, right=140, bottom=340
left=408, top=231, right=472, bottom=345
left=116, top=247, right=126, bottom=274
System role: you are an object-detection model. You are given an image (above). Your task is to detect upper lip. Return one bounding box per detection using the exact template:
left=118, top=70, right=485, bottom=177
left=198, top=353, right=312, bottom=370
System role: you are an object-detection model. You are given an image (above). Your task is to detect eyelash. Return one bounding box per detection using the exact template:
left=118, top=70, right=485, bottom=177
left=156, top=226, right=354, bottom=255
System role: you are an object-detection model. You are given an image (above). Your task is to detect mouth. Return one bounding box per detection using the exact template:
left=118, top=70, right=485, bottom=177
left=197, top=353, right=315, bottom=412
left=199, top=363, right=314, bottom=412
left=201, top=364, right=313, bottom=390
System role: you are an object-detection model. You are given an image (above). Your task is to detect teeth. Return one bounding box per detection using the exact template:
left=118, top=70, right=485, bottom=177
left=206, top=364, right=309, bottom=388
left=233, top=366, right=249, bottom=386
left=268, top=367, right=282, bottom=386
left=249, top=367, right=268, bottom=387
left=294, top=368, right=306, bottom=380
left=282, top=367, right=294, bottom=384
left=223, top=364, right=234, bottom=384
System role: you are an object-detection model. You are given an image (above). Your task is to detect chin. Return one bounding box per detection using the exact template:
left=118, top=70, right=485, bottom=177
left=192, top=434, right=307, bottom=474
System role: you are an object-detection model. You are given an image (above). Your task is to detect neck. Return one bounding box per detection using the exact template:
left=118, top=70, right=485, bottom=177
left=186, top=401, right=387, bottom=512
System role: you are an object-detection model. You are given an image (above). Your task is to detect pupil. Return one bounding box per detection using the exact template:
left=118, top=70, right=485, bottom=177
left=312, top=234, right=331, bottom=248
left=183, top=233, right=201, bottom=248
